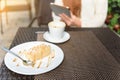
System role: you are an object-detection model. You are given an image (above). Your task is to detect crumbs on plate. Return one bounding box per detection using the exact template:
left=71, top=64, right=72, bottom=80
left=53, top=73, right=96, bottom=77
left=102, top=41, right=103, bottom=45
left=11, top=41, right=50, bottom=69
left=13, top=44, right=55, bottom=68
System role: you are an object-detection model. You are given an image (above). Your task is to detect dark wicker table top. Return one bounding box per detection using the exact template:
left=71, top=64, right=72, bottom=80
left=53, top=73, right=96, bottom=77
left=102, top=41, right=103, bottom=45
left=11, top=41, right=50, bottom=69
left=0, top=27, right=120, bottom=80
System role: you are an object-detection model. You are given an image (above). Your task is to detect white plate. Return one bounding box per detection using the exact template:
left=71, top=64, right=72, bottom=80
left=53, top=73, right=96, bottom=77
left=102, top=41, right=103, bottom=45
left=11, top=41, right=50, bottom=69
left=43, top=31, right=70, bottom=43
left=4, top=41, right=64, bottom=75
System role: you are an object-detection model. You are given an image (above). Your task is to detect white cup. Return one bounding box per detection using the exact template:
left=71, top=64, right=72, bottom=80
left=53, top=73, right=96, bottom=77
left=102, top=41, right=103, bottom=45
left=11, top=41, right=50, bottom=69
left=48, top=21, right=66, bottom=40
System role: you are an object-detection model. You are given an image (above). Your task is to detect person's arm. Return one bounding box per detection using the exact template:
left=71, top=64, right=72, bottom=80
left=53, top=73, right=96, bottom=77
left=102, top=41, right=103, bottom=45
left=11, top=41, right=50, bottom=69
left=81, top=0, right=108, bottom=28
left=59, top=12, right=81, bottom=27
left=52, top=0, right=81, bottom=27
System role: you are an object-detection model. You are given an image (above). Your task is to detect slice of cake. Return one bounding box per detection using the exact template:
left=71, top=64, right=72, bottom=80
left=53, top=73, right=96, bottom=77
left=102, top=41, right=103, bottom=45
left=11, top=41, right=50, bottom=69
left=19, top=44, right=55, bottom=68
left=25, top=44, right=51, bottom=62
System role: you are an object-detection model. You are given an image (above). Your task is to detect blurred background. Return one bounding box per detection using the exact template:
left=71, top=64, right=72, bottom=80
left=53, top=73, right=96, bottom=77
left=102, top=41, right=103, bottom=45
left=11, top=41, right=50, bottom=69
left=106, top=0, right=120, bottom=35
left=0, top=0, right=120, bottom=66
left=0, top=0, right=38, bottom=46
left=0, top=0, right=38, bottom=65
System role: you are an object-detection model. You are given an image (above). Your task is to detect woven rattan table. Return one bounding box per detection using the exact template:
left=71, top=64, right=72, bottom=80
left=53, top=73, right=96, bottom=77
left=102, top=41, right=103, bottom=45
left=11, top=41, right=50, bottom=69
left=0, top=27, right=120, bottom=80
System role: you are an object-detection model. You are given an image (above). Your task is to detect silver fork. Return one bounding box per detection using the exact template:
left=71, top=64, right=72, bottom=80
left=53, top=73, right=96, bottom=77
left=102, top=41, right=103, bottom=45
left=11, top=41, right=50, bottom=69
left=2, top=47, right=33, bottom=65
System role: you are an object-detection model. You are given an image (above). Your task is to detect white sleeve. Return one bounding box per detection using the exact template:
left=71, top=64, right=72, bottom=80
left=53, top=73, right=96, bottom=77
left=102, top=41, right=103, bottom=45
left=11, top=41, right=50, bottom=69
left=54, top=0, right=63, bottom=5
left=81, top=0, right=108, bottom=28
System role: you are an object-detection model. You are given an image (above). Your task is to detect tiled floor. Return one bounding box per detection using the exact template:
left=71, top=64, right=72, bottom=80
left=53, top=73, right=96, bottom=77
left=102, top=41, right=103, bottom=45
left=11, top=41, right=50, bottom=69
left=0, top=0, right=38, bottom=66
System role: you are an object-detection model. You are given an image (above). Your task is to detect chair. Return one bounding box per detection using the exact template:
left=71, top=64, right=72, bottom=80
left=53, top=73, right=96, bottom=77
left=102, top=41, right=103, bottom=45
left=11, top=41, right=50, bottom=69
left=0, top=0, right=3, bottom=34
left=2, top=0, right=32, bottom=24
left=28, top=0, right=54, bottom=28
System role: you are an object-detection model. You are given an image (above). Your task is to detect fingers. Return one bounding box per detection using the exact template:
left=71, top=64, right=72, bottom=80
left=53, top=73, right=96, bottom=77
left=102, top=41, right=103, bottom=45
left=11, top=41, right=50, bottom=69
left=59, top=13, right=72, bottom=26
left=59, top=13, right=70, bottom=21
left=59, top=13, right=81, bottom=27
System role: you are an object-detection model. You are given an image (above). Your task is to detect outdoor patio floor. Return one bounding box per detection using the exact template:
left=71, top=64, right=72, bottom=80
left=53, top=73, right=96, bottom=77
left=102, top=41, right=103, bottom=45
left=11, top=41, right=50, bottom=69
left=0, top=0, right=38, bottom=66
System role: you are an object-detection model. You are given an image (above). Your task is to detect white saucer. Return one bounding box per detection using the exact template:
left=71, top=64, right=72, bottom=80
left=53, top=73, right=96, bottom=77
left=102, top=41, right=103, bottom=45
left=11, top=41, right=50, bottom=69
left=43, top=31, right=70, bottom=43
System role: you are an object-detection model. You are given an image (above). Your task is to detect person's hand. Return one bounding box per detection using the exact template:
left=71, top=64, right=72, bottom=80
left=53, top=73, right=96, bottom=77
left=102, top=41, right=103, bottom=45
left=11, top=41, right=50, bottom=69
left=59, top=12, right=81, bottom=27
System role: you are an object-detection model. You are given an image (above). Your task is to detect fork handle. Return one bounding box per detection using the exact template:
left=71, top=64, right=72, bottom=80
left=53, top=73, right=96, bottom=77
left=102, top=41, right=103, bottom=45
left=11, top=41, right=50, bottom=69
left=2, top=47, right=24, bottom=60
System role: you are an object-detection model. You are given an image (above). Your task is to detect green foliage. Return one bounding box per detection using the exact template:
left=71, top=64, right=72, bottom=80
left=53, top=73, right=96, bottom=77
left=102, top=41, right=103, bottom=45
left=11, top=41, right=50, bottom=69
left=107, top=0, right=120, bottom=34
left=110, top=14, right=119, bottom=26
